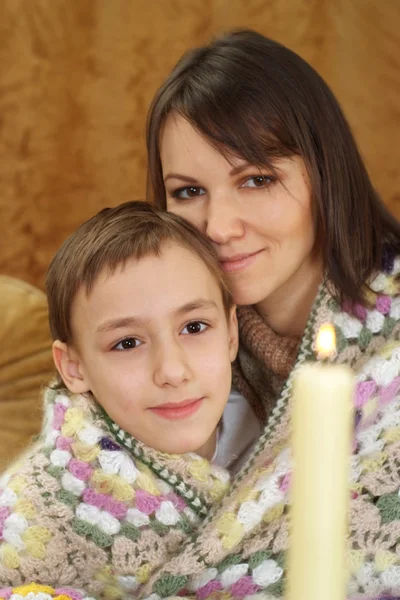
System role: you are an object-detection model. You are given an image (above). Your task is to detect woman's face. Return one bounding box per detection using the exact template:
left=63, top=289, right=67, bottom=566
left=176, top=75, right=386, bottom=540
left=160, top=114, right=320, bottom=310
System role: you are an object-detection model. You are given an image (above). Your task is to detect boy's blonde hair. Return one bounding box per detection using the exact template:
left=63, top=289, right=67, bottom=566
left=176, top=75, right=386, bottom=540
left=46, top=201, right=233, bottom=343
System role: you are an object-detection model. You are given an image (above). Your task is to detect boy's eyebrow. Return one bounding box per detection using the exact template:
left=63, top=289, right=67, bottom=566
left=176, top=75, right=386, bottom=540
left=96, top=299, right=218, bottom=334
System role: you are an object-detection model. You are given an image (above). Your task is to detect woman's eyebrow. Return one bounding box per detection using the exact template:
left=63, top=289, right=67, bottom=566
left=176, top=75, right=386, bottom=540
left=164, top=173, right=200, bottom=184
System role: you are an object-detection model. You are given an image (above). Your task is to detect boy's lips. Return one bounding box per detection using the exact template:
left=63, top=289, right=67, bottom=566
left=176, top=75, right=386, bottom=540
left=219, top=249, right=264, bottom=273
left=149, top=397, right=204, bottom=420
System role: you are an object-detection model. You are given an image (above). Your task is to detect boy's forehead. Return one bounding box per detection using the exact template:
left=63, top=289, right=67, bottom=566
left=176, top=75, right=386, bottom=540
left=70, top=242, right=225, bottom=334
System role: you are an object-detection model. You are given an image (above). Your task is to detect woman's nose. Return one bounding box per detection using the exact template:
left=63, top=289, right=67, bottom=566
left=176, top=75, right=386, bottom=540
left=153, top=341, right=192, bottom=388
left=205, top=197, right=245, bottom=245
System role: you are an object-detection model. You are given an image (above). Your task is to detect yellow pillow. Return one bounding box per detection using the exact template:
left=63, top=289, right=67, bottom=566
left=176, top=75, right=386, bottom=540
left=0, top=276, right=54, bottom=469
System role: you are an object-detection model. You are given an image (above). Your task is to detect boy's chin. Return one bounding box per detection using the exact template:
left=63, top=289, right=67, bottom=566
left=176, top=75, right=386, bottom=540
left=153, top=431, right=217, bottom=460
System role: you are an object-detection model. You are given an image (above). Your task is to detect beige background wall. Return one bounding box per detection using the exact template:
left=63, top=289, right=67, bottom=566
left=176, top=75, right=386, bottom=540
left=1, top=0, right=399, bottom=289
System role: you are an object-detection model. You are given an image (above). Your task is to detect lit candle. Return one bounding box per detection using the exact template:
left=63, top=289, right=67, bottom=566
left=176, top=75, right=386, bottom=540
left=287, top=324, right=354, bottom=600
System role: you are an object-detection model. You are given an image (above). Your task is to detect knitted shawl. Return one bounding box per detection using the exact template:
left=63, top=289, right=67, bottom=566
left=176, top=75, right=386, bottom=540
left=1, top=258, right=400, bottom=600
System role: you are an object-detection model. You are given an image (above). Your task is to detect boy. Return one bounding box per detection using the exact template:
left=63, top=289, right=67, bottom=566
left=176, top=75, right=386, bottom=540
left=0, top=201, right=260, bottom=597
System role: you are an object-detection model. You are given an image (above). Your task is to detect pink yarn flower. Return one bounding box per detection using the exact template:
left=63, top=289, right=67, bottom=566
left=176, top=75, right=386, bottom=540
left=379, top=376, right=400, bottom=406
left=165, top=492, right=187, bottom=511
left=0, top=588, right=13, bottom=599
left=53, top=403, right=68, bottom=430
left=103, top=495, right=128, bottom=520
left=353, top=303, right=368, bottom=322
left=0, top=506, right=10, bottom=525
left=83, top=488, right=105, bottom=510
left=376, top=295, right=392, bottom=315
left=135, top=489, right=161, bottom=514
left=82, top=488, right=127, bottom=519
left=279, top=472, right=292, bottom=493
left=55, top=588, right=83, bottom=600
left=69, top=459, right=93, bottom=481
left=0, top=506, right=11, bottom=538
left=231, top=576, right=260, bottom=598
left=196, top=580, right=223, bottom=599
left=56, top=436, right=74, bottom=451
left=354, top=380, right=377, bottom=409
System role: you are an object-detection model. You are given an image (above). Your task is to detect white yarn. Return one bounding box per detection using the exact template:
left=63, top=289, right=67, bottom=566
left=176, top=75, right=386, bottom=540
left=0, top=488, right=17, bottom=507
left=125, top=507, right=150, bottom=527
left=220, top=563, right=249, bottom=587
left=55, top=394, right=71, bottom=407
left=118, top=575, right=139, bottom=592
left=76, top=503, right=101, bottom=526
left=61, top=472, right=86, bottom=496
left=97, top=511, right=121, bottom=535
left=98, top=450, right=138, bottom=484
left=189, top=567, right=219, bottom=591
left=334, top=313, right=363, bottom=339
left=369, top=273, right=387, bottom=292
left=237, top=500, right=265, bottom=531
left=2, top=529, right=25, bottom=551
left=4, top=512, right=28, bottom=534
left=251, top=559, right=283, bottom=587
left=155, top=501, right=181, bottom=526
left=381, top=565, right=400, bottom=589
left=50, top=449, right=72, bottom=467
left=366, top=310, right=386, bottom=334
left=390, top=297, right=400, bottom=320
left=77, top=424, right=103, bottom=446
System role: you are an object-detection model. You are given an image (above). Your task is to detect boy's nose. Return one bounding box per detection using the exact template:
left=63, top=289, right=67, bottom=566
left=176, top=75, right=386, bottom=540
left=153, top=342, right=191, bottom=388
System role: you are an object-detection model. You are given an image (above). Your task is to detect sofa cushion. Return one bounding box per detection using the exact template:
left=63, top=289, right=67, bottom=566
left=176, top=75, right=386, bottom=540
left=0, top=276, right=54, bottom=469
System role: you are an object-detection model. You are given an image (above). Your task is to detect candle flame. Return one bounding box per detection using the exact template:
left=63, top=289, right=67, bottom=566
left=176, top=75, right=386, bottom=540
left=316, top=323, right=336, bottom=358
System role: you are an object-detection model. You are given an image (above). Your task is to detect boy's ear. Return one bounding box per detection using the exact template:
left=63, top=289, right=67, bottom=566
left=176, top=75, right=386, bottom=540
left=52, top=340, right=90, bottom=394
left=228, top=305, right=239, bottom=362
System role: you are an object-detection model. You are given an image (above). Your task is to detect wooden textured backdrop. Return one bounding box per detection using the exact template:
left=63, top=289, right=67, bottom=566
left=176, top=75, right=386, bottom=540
left=0, top=0, right=399, bottom=289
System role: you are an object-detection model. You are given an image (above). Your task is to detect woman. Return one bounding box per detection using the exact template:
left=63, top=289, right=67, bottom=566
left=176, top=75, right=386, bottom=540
left=144, top=29, right=400, bottom=598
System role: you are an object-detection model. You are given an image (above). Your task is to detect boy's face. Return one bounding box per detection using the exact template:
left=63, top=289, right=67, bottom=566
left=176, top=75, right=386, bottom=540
left=55, top=242, right=238, bottom=457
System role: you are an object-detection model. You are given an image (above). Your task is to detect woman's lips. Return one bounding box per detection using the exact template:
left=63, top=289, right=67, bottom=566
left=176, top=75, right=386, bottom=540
left=219, top=249, right=263, bottom=273
left=149, top=398, right=204, bottom=420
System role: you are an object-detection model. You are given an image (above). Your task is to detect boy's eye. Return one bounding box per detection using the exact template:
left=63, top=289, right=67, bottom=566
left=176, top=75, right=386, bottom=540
left=172, top=186, right=206, bottom=200
left=113, top=337, right=141, bottom=351
left=240, top=175, right=274, bottom=188
left=181, top=321, right=208, bottom=335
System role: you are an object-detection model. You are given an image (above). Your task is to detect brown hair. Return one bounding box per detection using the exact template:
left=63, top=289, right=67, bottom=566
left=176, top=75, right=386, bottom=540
left=146, top=29, right=400, bottom=305
left=46, top=201, right=233, bottom=343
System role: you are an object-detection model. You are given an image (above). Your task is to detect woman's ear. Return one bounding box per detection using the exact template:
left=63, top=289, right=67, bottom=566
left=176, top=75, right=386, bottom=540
left=52, top=340, right=90, bottom=394
left=227, top=305, right=239, bottom=362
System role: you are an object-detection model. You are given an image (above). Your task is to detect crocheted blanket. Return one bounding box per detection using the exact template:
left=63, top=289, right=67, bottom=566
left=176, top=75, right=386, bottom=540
left=1, top=259, right=400, bottom=600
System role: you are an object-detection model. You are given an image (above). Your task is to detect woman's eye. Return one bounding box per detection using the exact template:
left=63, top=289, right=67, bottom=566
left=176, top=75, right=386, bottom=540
left=172, top=186, right=206, bottom=200
left=113, top=337, right=141, bottom=351
left=181, top=321, right=208, bottom=335
left=241, top=175, right=274, bottom=188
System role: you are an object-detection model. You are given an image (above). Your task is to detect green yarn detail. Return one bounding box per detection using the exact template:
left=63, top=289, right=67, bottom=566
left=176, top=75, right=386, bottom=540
left=267, top=576, right=285, bottom=596
left=248, top=550, right=272, bottom=570
left=119, top=522, right=140, bottom=541
left=42, top=447, right=53, bottom=458
left=72, top=518, right=94, bottom=537
left=376, top=493, right=400, bottom=523
left=71, top=518, right=113, bottom=548
left=274, top=551, right=286, bottom=569
left=177, top=514, right=194, bottom=535
left=217, top=554, right=243, bottom=573
left=153, top=573, right=188, bottom=597
left=328, top=297, right=339, bottom=312
left=91, top=526, right=114, bottom=548
left=358, top=327, right=373, bottom=350
left=335, top=327, right=348, bottom=353
left=57, top=489, right=79, bottom=508
left=383, top=317, right=396, bottom=337
left=150, top=518, right=170, bottom=536
left=46, top=465, right=65, bottom=479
